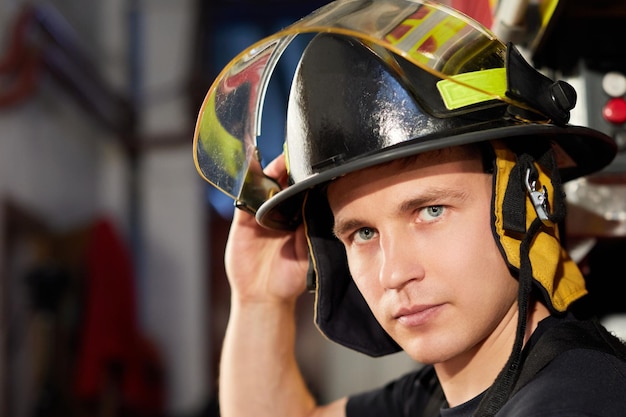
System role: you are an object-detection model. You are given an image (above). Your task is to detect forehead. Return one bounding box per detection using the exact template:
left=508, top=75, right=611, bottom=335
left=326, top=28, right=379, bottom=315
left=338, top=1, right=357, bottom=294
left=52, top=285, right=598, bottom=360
left=326, top=145, right=486, bottom=203
left=336, top=144, right=483, bottom=183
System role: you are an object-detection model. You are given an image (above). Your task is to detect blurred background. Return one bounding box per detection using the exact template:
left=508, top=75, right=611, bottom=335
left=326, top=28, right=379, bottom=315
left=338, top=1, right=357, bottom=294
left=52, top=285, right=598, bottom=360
left=1, top=0, right=625, bottom=416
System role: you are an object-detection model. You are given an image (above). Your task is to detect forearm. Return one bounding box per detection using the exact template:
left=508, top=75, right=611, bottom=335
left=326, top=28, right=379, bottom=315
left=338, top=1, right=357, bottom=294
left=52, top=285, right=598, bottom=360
left=219, top=298, right=317, bottom=417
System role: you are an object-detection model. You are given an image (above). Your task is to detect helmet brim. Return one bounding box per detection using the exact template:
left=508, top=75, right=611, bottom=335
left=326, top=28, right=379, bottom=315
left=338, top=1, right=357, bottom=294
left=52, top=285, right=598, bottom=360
left=257, top=122, right=617, bottom=230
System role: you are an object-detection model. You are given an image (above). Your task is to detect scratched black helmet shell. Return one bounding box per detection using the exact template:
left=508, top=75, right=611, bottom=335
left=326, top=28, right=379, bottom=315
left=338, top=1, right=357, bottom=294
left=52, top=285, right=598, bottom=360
left=258, top=31, right=616, bottom=230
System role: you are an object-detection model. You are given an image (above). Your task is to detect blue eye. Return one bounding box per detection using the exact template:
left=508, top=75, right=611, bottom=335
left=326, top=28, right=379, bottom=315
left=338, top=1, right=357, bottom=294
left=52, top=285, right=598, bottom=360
left=355, top=227, right=376, bottom=242
left=422, top=205, right=445, bottom=221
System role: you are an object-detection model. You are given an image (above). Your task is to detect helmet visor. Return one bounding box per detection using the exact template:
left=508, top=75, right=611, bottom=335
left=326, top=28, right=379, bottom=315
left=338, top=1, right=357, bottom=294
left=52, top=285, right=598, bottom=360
left=193, top=0, right=519, bottom=214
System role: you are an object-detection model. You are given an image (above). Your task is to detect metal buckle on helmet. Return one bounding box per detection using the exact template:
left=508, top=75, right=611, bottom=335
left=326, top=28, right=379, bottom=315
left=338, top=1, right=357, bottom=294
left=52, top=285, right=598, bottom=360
left=524, top=167, right=552, bottom=224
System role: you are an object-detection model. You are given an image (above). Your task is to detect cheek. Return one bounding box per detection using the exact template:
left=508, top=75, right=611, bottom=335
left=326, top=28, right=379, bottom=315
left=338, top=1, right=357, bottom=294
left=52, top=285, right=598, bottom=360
left=347, top=253, right=379, bottom=294
left=345, top=250, right=389, bottom=316
left=457, top=213, right=501, bottom=264
left=446, top=214, right=518, bottom=308
left=428, top=195, right=514, bottom=297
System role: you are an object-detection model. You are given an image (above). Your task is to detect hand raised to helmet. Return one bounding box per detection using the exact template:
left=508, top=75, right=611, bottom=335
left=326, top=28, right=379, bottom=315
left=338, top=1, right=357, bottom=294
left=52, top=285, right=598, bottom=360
left=224, top=154, right=310, bottom=305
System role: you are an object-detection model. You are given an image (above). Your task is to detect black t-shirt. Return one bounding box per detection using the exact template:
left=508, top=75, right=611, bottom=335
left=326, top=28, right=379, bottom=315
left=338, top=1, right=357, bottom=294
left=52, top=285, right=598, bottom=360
left=346, top=315, right=626, bottom=417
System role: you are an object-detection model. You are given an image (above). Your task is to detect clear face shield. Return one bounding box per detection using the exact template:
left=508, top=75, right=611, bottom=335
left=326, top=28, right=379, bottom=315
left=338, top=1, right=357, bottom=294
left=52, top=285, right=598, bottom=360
left=193, top=0, right=555, bottom=217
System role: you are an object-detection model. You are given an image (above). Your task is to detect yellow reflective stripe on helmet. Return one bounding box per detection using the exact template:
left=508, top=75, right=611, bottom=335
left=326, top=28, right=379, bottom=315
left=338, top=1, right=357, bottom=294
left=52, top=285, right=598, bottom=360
left=436, top=67, right=507, bottom=110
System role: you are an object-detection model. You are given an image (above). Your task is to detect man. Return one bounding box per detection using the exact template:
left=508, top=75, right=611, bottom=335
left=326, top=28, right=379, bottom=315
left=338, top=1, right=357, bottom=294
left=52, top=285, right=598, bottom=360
left=193, top=1, right=626, bottom=415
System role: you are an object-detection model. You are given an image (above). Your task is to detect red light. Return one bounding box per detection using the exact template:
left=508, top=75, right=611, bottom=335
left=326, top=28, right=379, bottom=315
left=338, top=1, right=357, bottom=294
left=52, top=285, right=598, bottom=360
left=602, top=97, right=626, bottom=125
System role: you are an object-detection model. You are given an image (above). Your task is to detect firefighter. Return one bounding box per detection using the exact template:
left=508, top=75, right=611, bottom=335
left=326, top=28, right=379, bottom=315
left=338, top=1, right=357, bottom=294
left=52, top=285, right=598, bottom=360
left=193, top=1, right=626, bottom=415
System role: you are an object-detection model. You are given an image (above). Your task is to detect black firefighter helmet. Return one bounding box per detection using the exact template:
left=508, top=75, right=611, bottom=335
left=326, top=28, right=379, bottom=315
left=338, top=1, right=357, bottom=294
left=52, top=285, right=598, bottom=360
left=193, top=0, right=616, bottom=355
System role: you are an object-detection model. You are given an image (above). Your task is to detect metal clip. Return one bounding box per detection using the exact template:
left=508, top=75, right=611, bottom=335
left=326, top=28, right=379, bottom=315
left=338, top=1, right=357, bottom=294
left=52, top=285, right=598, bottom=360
left=524, top=168, right=550, bottom=222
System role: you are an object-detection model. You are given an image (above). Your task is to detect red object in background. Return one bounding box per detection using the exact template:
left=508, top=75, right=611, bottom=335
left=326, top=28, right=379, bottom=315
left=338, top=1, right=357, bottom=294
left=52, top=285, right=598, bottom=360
left=603, top=97, right=626, bottom=125
left=451, top=0, right=494, bottom=27
left=0, top=5, right=42, bottom=108
left=73, top=218, right=164, bottom=416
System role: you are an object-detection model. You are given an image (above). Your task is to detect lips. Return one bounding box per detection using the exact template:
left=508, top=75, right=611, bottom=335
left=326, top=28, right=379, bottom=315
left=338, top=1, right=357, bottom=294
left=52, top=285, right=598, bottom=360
left=394, top=304, right=443, bottom=327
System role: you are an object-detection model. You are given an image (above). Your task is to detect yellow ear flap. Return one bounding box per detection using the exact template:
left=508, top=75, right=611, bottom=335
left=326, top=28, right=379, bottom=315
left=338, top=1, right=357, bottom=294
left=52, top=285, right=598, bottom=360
left=491, top=141, right=587, bottom=312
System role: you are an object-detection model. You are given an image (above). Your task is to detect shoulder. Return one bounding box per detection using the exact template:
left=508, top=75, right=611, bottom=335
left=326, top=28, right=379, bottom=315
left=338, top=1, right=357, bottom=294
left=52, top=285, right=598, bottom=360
left=498, top=316, right=626, bottom=416
left=500, top=348, right=626, bottom=416
left=535, top=347, right=625, bottom=393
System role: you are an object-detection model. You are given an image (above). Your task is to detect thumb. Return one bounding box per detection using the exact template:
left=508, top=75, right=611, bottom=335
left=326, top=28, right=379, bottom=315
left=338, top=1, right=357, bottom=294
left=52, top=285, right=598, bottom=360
left=264, top=153, right=289, bottom=188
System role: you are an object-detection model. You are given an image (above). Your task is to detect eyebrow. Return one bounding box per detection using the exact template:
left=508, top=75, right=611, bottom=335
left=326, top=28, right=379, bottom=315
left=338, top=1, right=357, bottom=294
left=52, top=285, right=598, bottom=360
left=332, top=187, right=470, bottom=239
left=333, top=218, right=366, bottom=239
left=398, top=187, right=469, bottom=212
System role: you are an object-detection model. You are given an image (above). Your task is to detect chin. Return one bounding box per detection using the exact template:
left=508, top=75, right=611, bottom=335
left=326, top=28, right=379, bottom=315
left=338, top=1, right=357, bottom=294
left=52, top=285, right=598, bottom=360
left=397, top=337, right=456, bottom=365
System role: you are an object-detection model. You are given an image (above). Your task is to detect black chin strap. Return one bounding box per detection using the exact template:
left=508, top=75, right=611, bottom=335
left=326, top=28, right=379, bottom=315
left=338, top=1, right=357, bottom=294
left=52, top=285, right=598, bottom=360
left=473, top=150, right=565, bottom=417
left=473, top=217, right=540, bottom=416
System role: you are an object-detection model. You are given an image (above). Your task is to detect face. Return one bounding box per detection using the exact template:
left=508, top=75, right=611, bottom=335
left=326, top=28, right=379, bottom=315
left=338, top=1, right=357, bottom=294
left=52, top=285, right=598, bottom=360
left=327, top=146, right=519, bottom=366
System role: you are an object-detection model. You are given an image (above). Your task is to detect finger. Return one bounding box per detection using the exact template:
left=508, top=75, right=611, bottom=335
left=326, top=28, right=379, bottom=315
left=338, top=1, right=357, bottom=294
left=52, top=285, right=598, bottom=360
left=264, top=153, right=287, bottom=183
left=232, top=201, right=258, bottom=226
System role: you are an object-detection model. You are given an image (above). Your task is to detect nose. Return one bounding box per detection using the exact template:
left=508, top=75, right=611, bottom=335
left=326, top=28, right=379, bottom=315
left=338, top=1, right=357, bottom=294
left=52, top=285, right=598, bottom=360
left=378, top=229, right=425, bottom=290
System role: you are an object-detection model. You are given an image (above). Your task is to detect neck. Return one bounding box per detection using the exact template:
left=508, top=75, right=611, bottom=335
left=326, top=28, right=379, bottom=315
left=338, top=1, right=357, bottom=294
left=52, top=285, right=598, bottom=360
left=435, top=299, right=551, bottom=407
